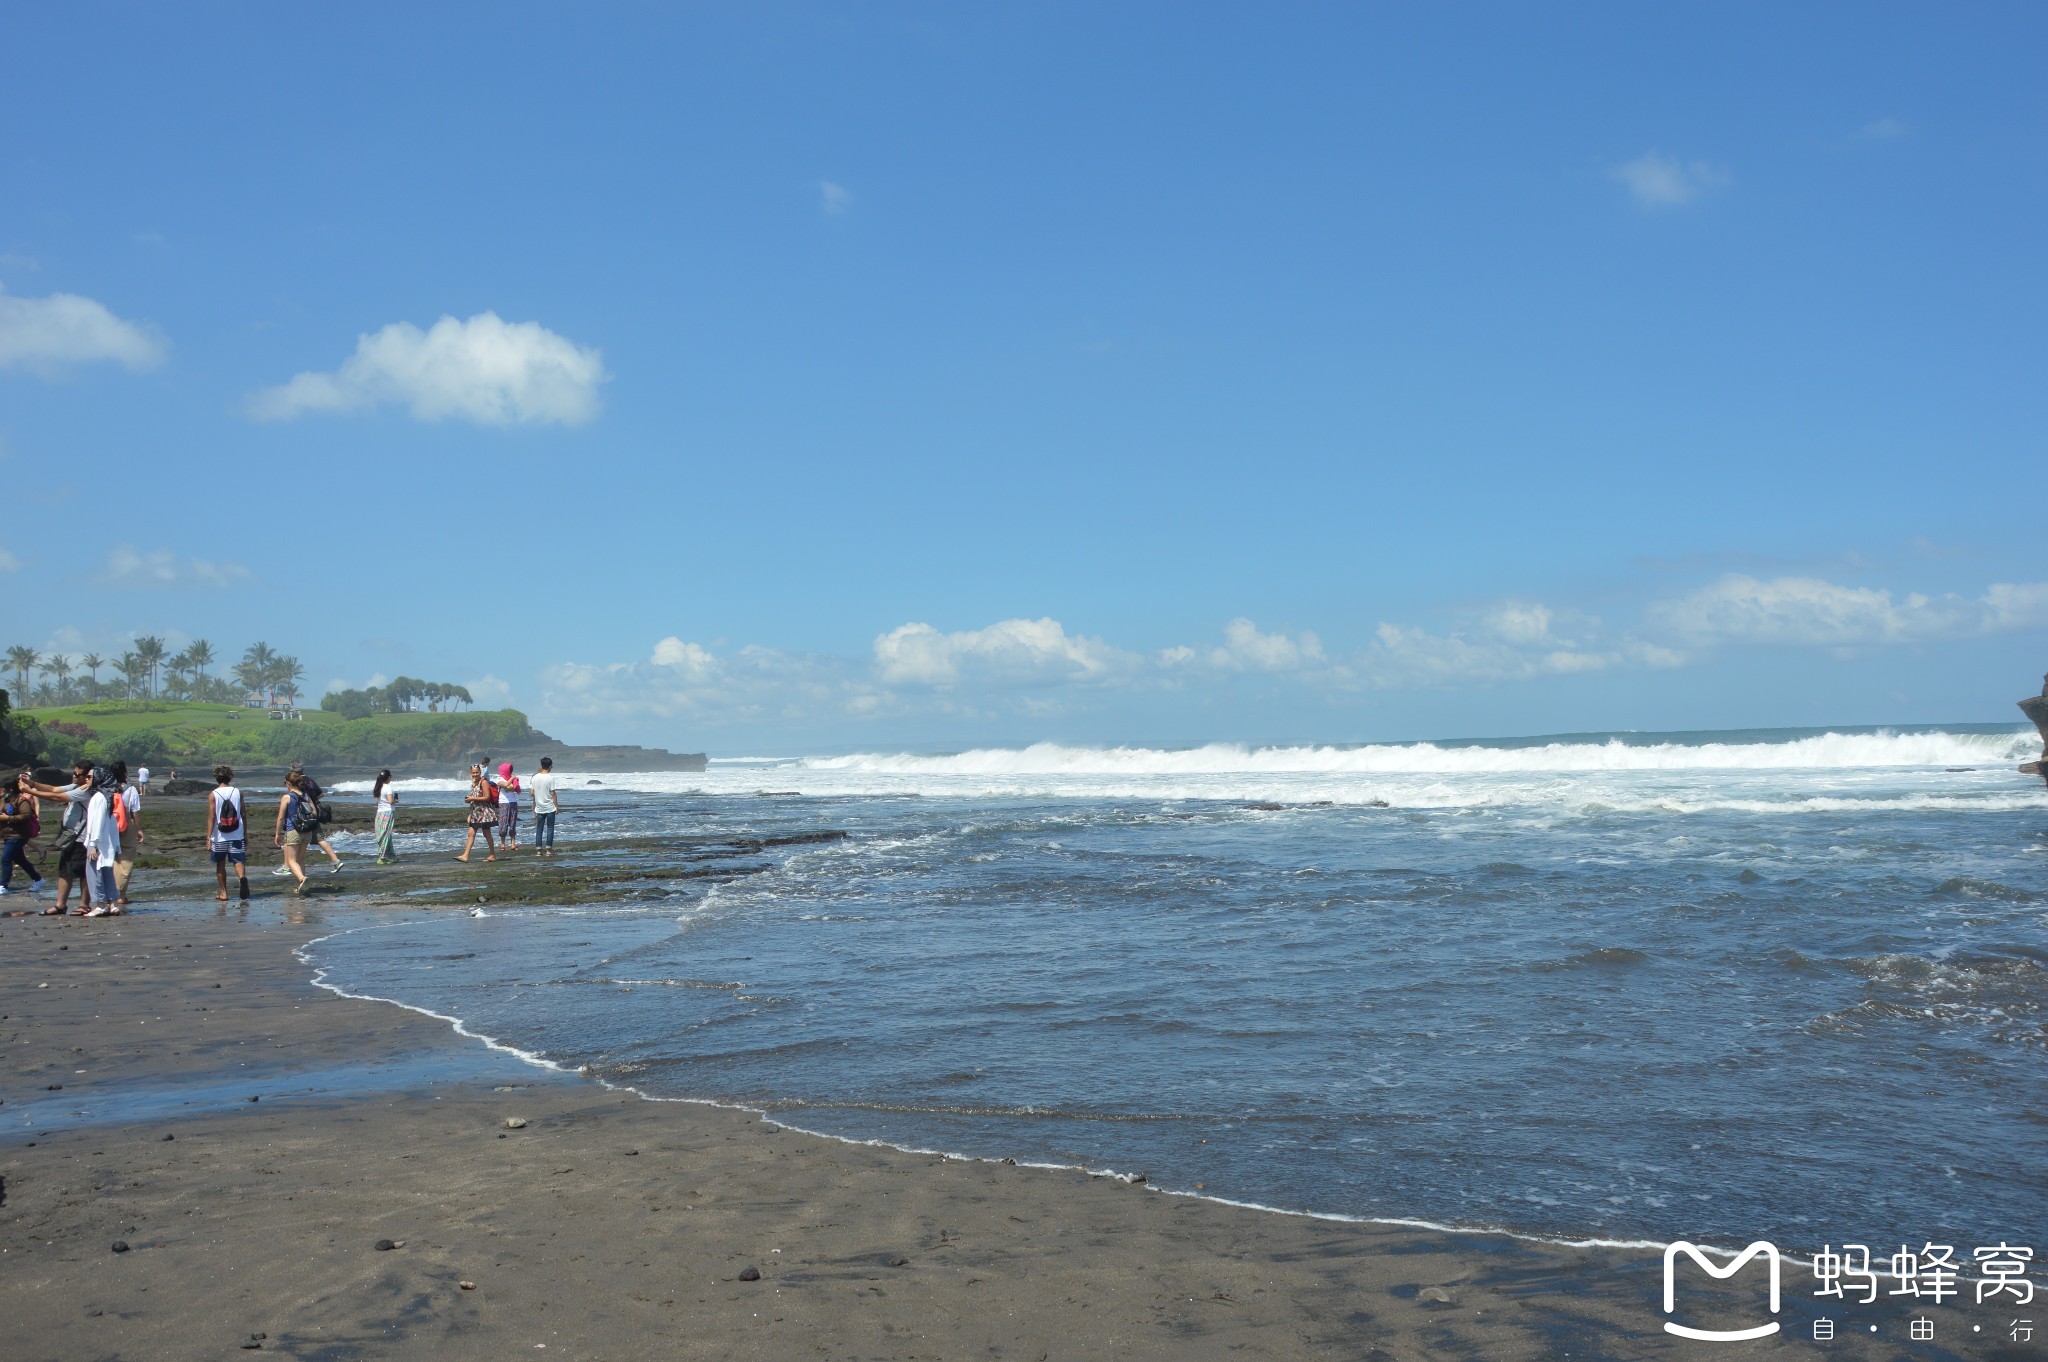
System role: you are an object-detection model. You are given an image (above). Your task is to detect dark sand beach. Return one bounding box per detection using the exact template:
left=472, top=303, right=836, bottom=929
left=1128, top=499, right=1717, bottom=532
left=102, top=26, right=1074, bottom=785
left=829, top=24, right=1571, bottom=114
left=0, top=802, right=1952, bottom=1360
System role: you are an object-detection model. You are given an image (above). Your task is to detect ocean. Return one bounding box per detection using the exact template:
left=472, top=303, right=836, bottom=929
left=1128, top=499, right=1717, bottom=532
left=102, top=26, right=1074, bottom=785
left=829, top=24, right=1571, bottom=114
left=319, top=724, right=2048, bottom=1254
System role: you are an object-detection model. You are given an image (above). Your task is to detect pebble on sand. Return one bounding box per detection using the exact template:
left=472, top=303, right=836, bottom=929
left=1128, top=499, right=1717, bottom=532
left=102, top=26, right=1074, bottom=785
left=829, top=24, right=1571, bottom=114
left=504, top=1117, right=528, bottom=1129
left=737, top=1267, right=761, bottom=1281
left=374, top=1239, right=406, bottom=1251
left=459, top=1281, right=477, bottom=1291
left=889, top=1256, right=910, bottom=1267
left=111, top=1241, right=130, bottom=1253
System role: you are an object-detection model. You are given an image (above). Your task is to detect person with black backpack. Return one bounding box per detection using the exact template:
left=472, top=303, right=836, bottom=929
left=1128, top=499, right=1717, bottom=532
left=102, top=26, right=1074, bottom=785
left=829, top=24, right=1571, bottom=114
left=208, top=764, right=250, bottom=902
left=270, top=760, right=342, bottom=877
left=272, top=770, right=318, bottom=893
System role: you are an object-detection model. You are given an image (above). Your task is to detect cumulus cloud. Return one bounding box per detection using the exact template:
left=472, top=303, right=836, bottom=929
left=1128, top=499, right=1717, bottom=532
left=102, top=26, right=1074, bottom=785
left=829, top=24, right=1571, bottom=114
left=1207, top=618, right=1326, bottom=672
left=1651, top=574, right=2048, bottom=646
left=819, top=180, right=853, bottom=215
left=97, top=545, right=253, bottom=589
left=1363, top=617, right=1679, bottom=688
left=0, top=285, right=167, bottom=376
left=873, top=618, right=1138, bottom=687
left=248, top=312, right=607, bottom=426
left=543, top=637, right=875, bottom=728
left=1611, top=151, right=1731, bottom=209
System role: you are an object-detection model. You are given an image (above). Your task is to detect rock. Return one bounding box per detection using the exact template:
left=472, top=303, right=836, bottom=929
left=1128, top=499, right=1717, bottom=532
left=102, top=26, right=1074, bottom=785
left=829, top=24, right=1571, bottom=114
left=162, top=778, right=212, bottom=796
left=460, top=1281, right=476, bottom=1290
left=1001, top=1157, right=1017, bottom=1165
left=161, top=1134, right=174, bottom=1141
left=1739, top=869, right=1764, bottom=884
left=738, top=1266, right=760, bottom=1281
left=248, top=1095, right=259, bottom=1102
left=46, top=1084, right=61, bottom=1091
left=111, top=1241, right=130, bottom=1253
left=1130, top=1172, right=1148, bottom=1184
left=374, top=1239, right=400, bottom=1251
left=1419, top=1286, right=1456, bottom=1304
left=623, top=1149, right=639, bottom=1156
left=889, top=1256, right=910, bottom=1267
left=504, top=1117, right=527, bottom=1129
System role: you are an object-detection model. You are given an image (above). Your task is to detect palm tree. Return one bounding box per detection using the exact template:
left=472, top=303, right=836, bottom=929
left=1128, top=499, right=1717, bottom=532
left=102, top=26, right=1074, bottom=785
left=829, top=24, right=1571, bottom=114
left=134, top=635, right=167, bottom=697
left=450, top=684, right=473, bottom=711
left=240, top=643, right=278, bottom=704
left=81, top=652, right=105, bottom=688
left=117, top=651, right=147, bottom=698
left=280, top=657, right=307, bottom=708
left=46, top=655, right=74, bottom=703
left=188, top=639, right=215, bottom=684
left=4, top=646, right=38, bottom=698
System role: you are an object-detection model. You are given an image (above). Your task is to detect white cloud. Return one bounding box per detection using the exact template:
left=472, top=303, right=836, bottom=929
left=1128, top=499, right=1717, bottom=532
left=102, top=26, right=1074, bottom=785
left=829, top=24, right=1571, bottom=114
left=466, top=674, right=513, bottom=704
left=248, top=312, right=607, bottom=426
left=873, top=618, right=1138, bottom=687
left=0, top=545, right=19, bottom=572
left=1207, top=618, right=1326, bottom=672
left=1652, top=574, right=2048, bottom=647
left=97, top=545, right=253, bottom=590
left=0, top=284, right=167, bottom=376
left=819, top=180, right=853, bottom=216
left=1611, top=152, right=1731, bottom=209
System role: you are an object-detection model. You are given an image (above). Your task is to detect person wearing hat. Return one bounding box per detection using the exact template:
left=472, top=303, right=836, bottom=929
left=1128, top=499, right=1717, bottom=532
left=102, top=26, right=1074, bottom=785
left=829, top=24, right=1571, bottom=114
left=492, top=761, right=521, bottom=851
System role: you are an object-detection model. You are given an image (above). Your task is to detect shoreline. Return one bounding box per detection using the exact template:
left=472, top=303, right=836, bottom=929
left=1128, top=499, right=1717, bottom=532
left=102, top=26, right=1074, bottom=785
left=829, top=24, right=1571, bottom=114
left=0, top=831, right=1954, bottom=1358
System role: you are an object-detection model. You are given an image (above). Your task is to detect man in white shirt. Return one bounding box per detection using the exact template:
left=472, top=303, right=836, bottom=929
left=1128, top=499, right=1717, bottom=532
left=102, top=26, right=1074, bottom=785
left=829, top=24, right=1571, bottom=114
left=529, top=757, right=563, bottom=858
left=207, top=764, right=250, bottom=902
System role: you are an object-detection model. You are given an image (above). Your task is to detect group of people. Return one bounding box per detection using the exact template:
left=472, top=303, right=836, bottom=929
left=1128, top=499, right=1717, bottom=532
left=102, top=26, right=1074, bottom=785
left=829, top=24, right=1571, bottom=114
left=456, top=757, right=562, bottom=861
left=1, top=759, right=147, bottom=916
left=0, top=753, right=569, bottom=912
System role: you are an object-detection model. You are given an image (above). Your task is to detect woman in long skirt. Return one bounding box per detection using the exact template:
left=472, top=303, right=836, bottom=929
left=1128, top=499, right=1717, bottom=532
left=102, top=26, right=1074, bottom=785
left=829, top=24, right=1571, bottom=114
left=371, top=769, right=399, bottom=864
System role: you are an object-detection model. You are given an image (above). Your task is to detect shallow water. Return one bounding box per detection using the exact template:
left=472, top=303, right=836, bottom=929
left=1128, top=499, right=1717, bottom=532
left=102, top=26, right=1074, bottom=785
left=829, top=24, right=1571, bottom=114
left=315, top=725, right=2048, bottom=1251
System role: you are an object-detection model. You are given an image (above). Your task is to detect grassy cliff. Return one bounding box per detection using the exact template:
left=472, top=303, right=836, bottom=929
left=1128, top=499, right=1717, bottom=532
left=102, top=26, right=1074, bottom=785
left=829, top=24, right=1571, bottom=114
left=19, top=700, right=536, bottom=770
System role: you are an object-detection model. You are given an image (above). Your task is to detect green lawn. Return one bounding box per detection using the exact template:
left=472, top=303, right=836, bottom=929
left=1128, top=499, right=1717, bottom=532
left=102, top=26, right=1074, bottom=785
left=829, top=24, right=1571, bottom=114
left=19, top=700, right=535, bottom=768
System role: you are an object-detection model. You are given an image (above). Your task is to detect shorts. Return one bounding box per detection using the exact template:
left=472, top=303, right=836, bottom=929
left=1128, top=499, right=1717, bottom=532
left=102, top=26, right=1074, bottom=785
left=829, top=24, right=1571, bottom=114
left=283, top=829, right=306, bottom=848
left=212, top=847, right=248, bottom=866
left=58, top=840, right=88, bottom=879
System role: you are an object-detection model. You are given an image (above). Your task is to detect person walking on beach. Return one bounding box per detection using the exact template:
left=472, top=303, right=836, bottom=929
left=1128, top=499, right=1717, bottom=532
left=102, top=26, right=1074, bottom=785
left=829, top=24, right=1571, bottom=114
left=371, top=769, right=399, bottom=864
left=136, top=765, right=151, bottom=794
left=529, top=756, right=561, bottom=857
left=457, top=764, right=497, bottom=862
left=270, top=761, right=342, bottom=876
left=23, top=762, right=95, bottom=915
left=0, top=775, right=44, bottom=897
left=493, top=761, right=521, bottom=851
left=208, top=765, right=250, bottom=902
left=82, top=767, right=122, bottom=916
left=273, top=771, right=316, bottom=894
left=108, top=760, right=143, bottom=908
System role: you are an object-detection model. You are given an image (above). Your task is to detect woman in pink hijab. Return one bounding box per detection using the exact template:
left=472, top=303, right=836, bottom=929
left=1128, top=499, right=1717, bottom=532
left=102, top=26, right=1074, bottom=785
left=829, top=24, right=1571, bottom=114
left=493, top=761, right=522, bottom=852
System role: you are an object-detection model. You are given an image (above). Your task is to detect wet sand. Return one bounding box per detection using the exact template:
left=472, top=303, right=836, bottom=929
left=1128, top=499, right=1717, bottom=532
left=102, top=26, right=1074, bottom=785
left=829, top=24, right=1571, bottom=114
left=0, top=818, right=1950, bottom=1359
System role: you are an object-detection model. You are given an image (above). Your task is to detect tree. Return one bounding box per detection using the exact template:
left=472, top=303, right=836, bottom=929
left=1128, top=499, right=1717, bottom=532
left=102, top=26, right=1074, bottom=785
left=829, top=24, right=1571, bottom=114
left=134, top=635, right=167, bottom=697
left=5, top=646, right=38, bottom=697
left=280, top=657, right=306, bottom=708
left=450, top=684, right=473, bottom=711
left=188, top=638, right=214, bottom=682
left=240, top=643, right=278, bottom=704
left=117, top=651, right=148, bottom=698
left=81, top=653, right=105, bottom=688
left=46, top=654, right=73, bottom=703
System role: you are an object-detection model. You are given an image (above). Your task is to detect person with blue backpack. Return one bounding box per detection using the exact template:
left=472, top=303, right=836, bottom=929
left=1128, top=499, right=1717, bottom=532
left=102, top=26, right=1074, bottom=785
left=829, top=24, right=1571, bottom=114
left=272, top=769, right=318, bottom=894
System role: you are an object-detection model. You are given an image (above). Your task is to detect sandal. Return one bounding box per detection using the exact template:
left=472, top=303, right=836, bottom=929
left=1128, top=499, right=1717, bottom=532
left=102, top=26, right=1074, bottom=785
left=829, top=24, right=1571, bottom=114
left=39, top=906, right=62, bottom=916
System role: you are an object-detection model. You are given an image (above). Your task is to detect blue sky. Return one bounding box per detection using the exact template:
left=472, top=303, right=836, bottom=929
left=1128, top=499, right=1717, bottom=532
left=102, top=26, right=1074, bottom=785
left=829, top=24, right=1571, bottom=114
left=3, top=3, right=2044, bottom=751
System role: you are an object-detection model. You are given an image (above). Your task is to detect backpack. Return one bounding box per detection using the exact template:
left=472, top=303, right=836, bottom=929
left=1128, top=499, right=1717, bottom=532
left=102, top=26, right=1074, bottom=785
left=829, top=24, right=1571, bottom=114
left=112, top=792, right=131, bottom=835
left=215, top=790, right=242, bottom=836
left=291, top=792, right=323, bottom=834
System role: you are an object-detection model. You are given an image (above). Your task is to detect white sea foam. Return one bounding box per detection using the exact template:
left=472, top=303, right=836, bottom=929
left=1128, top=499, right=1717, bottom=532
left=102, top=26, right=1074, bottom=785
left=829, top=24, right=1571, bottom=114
left=333, top=729, right=2044, bottom=814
